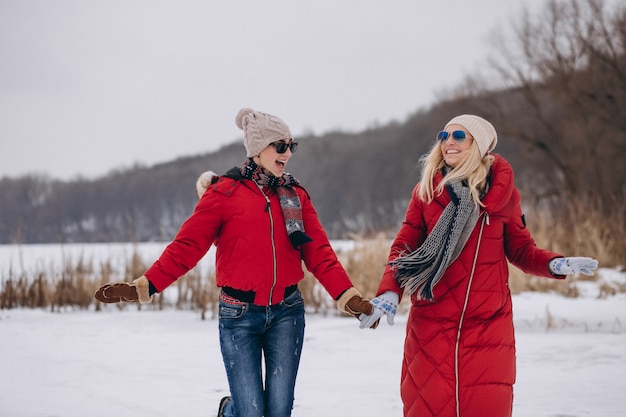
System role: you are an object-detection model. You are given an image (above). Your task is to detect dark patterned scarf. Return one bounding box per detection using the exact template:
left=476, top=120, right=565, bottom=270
left=241, top=159, right=313, bottom=249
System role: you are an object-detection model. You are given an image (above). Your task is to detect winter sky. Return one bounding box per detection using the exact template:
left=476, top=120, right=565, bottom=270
left=0, top=0, right=550, bottom=180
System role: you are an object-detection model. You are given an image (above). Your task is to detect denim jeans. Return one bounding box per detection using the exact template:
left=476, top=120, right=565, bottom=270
left=219, top=289, right=306, bottom=417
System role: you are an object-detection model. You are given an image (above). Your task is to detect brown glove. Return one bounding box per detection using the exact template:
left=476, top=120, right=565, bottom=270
left=349, top=295, right=380, bottom=329
left=94, top=276, right=152, bottom=304
left=337, top=287, right=373, bottom=317
left=345, top=295, right=373, bottom=317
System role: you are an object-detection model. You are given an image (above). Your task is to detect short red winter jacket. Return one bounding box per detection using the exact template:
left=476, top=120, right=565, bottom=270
left=144, top=174, right=353, bottom=305
left=377, top=154, right=563, bottom=417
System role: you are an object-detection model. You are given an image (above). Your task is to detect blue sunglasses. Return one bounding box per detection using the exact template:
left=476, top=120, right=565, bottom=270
left=436, top=130, right=470, bottom=142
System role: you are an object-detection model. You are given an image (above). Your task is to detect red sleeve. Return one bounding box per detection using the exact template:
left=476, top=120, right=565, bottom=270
left=144, top=188, right=223, bottom=292
left=504, top=188, right=564, bottom=278
left=299, top=189, right=354, bottom=300
left=377, top=184, right=428, bottom=297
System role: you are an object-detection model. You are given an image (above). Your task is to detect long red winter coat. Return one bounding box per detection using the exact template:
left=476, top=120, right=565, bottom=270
left=377, top=154, right=564, bottom=417
left=144, top=172, right=353, bottom=305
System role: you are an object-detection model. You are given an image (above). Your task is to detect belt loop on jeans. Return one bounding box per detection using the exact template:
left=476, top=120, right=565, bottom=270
left=284, top=285, right=298, bottom=298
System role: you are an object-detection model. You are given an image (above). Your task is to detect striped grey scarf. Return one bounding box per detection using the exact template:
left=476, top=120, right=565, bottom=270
left=390, top=180, right=479, bottom=301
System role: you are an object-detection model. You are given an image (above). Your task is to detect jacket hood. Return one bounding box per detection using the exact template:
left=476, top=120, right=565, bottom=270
left=431, top=154, right=514, bottom=215
left=482, top=154, right=514, bottom=215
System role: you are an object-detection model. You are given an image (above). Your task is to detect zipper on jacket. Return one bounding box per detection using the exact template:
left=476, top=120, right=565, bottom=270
left=454, top=213, right=487, bottom=417
left=255, top=182, right=278, bottom=306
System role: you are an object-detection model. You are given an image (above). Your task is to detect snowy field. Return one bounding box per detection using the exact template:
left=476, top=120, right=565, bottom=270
left=1, top=244, right=625, bottom=416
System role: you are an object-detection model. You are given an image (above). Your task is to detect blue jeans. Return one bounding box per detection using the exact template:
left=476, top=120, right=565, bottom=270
left=219, top=289, right=306, bottom=417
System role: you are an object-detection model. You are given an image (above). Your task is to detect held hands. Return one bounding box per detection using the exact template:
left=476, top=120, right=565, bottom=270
left=359, top=291, right=399, bottom=330
left=346, top=295, right=374, bottom=317
left=337, top=287, right=373, bottom=320
left=94, top=276, right=152, bottom=304
left=549, top=257, right=598, bottom=276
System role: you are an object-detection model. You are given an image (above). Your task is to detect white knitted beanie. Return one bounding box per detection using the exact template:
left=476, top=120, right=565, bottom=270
left=236, top=108, right=292, bottom=157
left=444, top=114, right=497, bottom=157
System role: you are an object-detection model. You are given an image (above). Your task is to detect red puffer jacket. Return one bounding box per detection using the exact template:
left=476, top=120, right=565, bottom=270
left=377, top=154, right=564, bottom=417
left=145, top=172, right=353, bottom=305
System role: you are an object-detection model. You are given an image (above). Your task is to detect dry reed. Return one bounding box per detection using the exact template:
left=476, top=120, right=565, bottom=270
left=0, top=233, right=620, bottom=318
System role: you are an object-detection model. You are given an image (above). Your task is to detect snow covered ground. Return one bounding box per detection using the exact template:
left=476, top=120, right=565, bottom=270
left=1, top=289, right=625, bottom=417
left=1, top=243, right=625, bottom=416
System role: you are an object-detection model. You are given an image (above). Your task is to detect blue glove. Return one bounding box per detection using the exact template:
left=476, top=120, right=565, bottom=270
left=549, top=257, right=598, bottom=276
left=359, top=291, right=399, bottom=329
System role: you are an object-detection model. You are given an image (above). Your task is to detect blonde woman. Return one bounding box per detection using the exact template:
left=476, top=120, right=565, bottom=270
left=360, top=114, right=598, bottom=417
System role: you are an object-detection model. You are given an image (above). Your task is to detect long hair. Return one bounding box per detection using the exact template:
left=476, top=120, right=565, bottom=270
left=417, top=140, right=494, bottom=207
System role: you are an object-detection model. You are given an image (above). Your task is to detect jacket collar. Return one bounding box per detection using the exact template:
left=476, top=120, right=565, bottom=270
left=431, top=154, right=514, bottom=214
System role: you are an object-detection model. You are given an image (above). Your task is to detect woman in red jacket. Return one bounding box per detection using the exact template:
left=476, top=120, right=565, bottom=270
left=95, top=108, right=372, bottom=417
left=360, top=114, right=598, bottom=417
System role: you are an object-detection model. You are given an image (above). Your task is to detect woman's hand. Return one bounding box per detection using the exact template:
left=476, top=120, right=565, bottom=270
left=94, top=276, right=152, bottom=304
left=359, top=291, right=399, bottom=329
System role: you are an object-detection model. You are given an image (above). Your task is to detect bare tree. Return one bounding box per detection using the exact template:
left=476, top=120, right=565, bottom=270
left=482, top=0, right=626, bottom=263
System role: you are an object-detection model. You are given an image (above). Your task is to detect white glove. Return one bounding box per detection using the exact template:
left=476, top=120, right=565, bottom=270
left=359, top=291, right=399, bottom=329
left=549, top=257, right=598, bottom=276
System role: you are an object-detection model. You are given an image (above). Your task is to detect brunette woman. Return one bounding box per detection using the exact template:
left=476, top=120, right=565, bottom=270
left=95, top=108, right=372, bottom=417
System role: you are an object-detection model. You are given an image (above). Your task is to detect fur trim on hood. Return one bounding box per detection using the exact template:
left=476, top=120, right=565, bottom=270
left=196, top=170, right=218, bottom=198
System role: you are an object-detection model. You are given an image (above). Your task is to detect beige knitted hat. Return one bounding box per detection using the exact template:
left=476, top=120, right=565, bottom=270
left=236, top=108, right=292, bottom=157
left=444, top=114, right=497, bottom=157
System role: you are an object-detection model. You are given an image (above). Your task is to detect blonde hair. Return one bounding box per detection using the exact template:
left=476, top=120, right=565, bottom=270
left=417, top=141, right=494, bottom=207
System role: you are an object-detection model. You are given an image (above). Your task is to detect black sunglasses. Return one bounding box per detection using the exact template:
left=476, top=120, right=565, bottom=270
left=436, top=130, right=470, bottom=142
left=271, top=141, right=298, bottom=154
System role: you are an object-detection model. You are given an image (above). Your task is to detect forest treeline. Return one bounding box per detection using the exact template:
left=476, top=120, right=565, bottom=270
left=1, top=0, right=624, bottom=266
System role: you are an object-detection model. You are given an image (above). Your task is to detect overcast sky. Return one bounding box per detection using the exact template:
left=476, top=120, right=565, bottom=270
left=0, top=0, right=548, bottom=180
